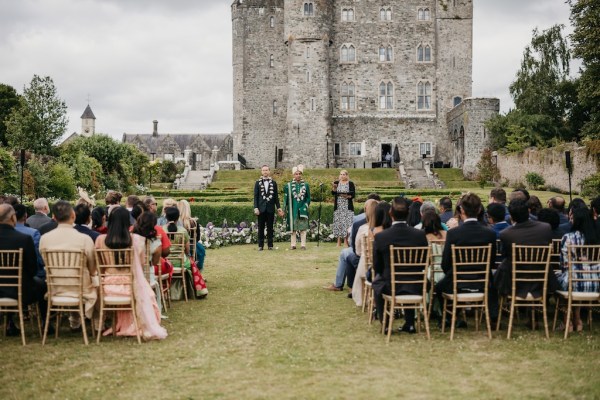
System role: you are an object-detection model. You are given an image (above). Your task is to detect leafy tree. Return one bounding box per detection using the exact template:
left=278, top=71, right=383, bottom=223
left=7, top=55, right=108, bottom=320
left=60, top=151, right=102, bottom=193
left=24, top=158, right=50, bottom=199
left=5, top=75, right=68, bottom=154
left=475, top=148, right=500, bottom=188
left=0, top=84, right=20, bottom=146
left=47, top=162, right=76, bottom=200
left=486, top=109, right=561, bottom=150
left=569, top=0, right=600, bottom=139
left=0, top=147, right=18, bottom=194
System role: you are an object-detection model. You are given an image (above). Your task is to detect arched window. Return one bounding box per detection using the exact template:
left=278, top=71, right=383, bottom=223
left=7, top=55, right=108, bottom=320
left=304, top=2, right=314, bottom=16
left=273, top=100, right=278, bottom=115
left=342, top=8, right=354, bottom=22
left=270, top=16, right=275, bottom=28
left=341, top=82, right=355, bottom=110
left=379, top=45, right=393, bottom=62
left=417, top=81, right=432, bottom=110
left=379, top=81, right=393, bottom=110
left=306, top=70, right=311, bottom=83
left=380, top=7, right=392, bottom=21
left=417, top=44, right=431, bottom=62
left=269, top=54, right=274, bottom=68
left=340, top=44, right=355, bottom=63
left=418, top=7, right=430, bottom=21
left=453, top=96, right=462, bottom=107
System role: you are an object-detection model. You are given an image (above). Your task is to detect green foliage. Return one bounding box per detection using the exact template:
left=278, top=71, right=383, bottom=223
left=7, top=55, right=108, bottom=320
left=0, top=147, right=18, bottom=194
left=5, top=75, right=68, bottom=154
left=476, top=148, right=500, bottom=188
left=60, top=151, right=102, bottom=193
left=525, top=172, right=546, bottom=190
left=47, top=162, right=76, bottom=200
left=486, top=110, right=563, bottom=151
left=0, top=84, right=20, bottom=147
left=159, top=160, right=179, bottom=183
left=580, top=172, right=600, bottom=199
left=569, top=0, right=600, bottom=140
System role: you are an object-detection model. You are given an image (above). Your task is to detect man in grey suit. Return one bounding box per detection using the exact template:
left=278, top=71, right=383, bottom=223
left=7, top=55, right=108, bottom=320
left=25, top=198, right=52, bottom=230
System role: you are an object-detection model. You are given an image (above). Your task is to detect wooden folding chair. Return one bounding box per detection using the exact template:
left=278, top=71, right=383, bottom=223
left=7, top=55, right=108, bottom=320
left=427, top=239, right=445, bottom=320
left=166, top=232, right=189, bottom=302
left=95, top=248, right=141, bottom=344
left=361, top=233, right=372, bottom=311
left=188, top=225, right=198, bottom=263
left=553, top=244, right=600, bottom=339
left=496, top=244, right=552, bottom=339
left=0, top=249, right=38, bottom=345
left=144, top=240, right=168, bottom=312
left=364, top=236, right=378, bottom=323
left=442, top=244, right=493, bottom=340
left=550, top=239, right=562, bottom=274
left=42, top=250, right=93, bottom=345
left=381, top=246, right=431, bottom=342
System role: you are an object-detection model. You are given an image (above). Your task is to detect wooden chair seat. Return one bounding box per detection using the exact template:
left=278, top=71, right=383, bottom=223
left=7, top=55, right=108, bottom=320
left=442, top=292, right=485, bottom=302
left=49, top=296, right=82, bottom=306
left=0, top=298, right=18, bottom=306
left=556, top=290, right=599, bottom=301
left=383, top=294, right=423, bottom=303
left=103, top=295, right=133, bottom=305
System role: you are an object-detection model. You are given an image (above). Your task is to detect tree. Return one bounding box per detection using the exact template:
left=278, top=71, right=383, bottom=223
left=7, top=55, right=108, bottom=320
left=0, top=84, right=20, bottom=147
left=47, top=162, right=76, bottom=200
left=5, top=75, right=68, bottom=154
left=0, top=148, right=18, bottom=194
left=569, top=0, right=600, bottom=139
left=476, top=148, right=500, bottom=188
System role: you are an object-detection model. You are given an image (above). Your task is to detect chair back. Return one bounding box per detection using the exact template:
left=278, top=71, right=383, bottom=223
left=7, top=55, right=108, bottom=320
left=495, top=239, right=504, bottom=269
left=166, top=232, right=186, bottom=269
left=511, top=244, right=552, bottom=299
left=428, top=239, right=445, bottom=281
left=143, top=240, right=154, bottom=284
left=0, top=249, right=23, bottom=302
left=550, top=239, right=562, bottom=273
left=188, top=224, right=198, bottom=261
left=450, top=244, right=492, bottom=294
left=94, top=248, right=135, bottom=299
left=388, top=246, right=430, bottom=298
left=565, top=244, right=600, bottom=294
left=42, top=250, right=86, bottom=301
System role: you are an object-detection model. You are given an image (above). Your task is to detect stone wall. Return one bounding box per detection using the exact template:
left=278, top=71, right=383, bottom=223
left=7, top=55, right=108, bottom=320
left=496, top=144, right=598, bottom=193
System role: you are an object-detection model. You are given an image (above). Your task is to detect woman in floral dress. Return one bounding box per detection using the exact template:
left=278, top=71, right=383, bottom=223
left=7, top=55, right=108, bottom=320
left=331, top=170, right=355, bottom=246
left=283, top=165, right=311, bottom=250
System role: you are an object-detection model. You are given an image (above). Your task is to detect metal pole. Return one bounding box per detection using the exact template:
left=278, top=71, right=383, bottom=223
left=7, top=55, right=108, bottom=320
left=317, top=182, right=323, bottom=247
left=19, top=149, right=25, bottom=203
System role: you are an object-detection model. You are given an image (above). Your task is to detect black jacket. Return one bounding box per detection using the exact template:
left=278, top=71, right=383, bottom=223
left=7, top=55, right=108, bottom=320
left=0, top=224, right=39, bottom=303
left=253, top=178, right=281, bottom=214
left=332, top=181, right=356, bottom=211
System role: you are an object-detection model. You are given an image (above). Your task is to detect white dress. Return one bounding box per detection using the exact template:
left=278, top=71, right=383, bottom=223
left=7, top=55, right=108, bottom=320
left=351, top=224, right=370, bottom=307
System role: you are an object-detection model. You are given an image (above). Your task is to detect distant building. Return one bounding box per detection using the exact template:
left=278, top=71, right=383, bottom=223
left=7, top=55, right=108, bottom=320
left=122, top=120, right=233, bottom=170
left=231, top=0, right=498, bottom=171
left=81, top=104, right=96, bottom=137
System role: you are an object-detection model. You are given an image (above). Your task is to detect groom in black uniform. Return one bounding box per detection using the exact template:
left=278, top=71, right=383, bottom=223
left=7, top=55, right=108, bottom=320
left=254, top=165, right=283, bottom=251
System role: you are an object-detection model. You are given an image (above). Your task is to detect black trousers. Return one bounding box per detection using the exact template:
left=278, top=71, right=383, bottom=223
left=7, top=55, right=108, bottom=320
left=257, top=211, right=275, bottom=248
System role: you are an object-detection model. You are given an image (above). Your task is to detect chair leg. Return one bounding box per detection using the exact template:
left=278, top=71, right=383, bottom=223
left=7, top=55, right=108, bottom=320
left=386, top=303, right=394, bottom=343
left=497, top=297, right=504, bottom=331
left=542, top=303, right=549, bottom=339
left=564, top=300, right=572, bottom=340
left=381, top=298, right=388, bottom=335
left=42, top=304, right=52, bottom=345
left=97, top=308, right=104, bottom=344
left=131, top=304, right=142, bottom=345
left=484, top=304, right=492, bottom=340
left=79, top=306, right=89, bottom=345
left=450, top=302, right=457, bottom=341
left=18, top=307, right=26, bottom=346
left=441, top=298, right=448, bottom=333
left=182, top=270, right=189, bottom=302
left=423, top=302, right=431, bottom=340
left=55, top=312, right=60, bottom=339
left=507, top=302, right=516, bottom=339
left=367, top=291, right=375, bottom=325
left=552, top=297, right=560, bottom=332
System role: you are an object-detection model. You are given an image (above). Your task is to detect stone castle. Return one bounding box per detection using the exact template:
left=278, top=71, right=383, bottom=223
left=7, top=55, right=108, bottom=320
left=231, top=0, right=498, bottom=172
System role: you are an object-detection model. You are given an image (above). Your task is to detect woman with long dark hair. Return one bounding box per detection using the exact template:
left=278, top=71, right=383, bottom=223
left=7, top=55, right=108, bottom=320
left=373, top=202, right=392, bottom=234
left=96, top=206, right=167, bottom=340
left=91, top=206, right=107, bottom=234
left=559, top=206, right=600, bottom=332
left=421, top=210, right=447, bottom=242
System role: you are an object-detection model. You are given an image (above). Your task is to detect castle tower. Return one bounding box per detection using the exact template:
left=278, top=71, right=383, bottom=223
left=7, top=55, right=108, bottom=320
left=282, top=0, right=333, bottom=168
left=80, top=104, right=96, bottom=137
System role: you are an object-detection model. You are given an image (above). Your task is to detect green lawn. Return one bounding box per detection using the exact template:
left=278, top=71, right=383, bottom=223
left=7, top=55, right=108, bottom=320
left=1, top=243, right=599, bottom=399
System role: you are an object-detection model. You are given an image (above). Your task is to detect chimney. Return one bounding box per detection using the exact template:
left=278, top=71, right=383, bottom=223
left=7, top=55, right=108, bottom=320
left=153, top=120, right=158, bottom=137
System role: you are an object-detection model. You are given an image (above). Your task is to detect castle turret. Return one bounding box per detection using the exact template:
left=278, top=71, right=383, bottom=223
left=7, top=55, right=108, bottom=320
left=80, top=104, right=96, bottom=137
left=282, top=0, right=333, bottom=168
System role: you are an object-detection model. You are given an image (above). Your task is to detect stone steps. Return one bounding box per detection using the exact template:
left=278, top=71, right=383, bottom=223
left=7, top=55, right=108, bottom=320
left=178, top=170, right=211, bottom=190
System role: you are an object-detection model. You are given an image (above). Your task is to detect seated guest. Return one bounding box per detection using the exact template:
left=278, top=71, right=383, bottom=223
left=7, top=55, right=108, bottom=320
left=104, top=190, right=122, bottom=207
left=143, top=196, right=159, bottom=214
left=26, top=198, right=52, bottom=230
left=446, top=199, right=463, bottom=229
left=74, top=204, right=100, bottom=243
left=13, top=204, right=45, bottom=280
left=422, top=209, right=447, bottom=242
left=407, top=199, right=423, bottom=227
left=414, top=201, right=448, bottom=231
left=157, top=198, right=178, bottom=226
left=133, top=212, right=173, bottom=283
left=495, top=199, right=558, bottom=300
left=527, top=195, right=543, bottom=220
left=351, top=199, right=379, bottom=306
left=40, top=201, right=99, bottom=331
left=439, top=197, right=453, bottom=224
left=487, top=203, right=510, bottom=238
left=373, top=197, right=429, bottom=333
left=548, top=196, right=571, bottom=235
left=536, top=208, right=563, bottom=239
left=178, top=199, right=205, bottom=271
left=558, top=206, right=600, bottom=332
left=437, top=193, right=497, bottom=325
left=0, top=204, right=48, bottom=335
left=489, top=188, right=510, bottom=222
left=96, top=207, right=167, bottom=339
left=373, top=202, right=392, bottom=234
left=91, top=206, right=107, bottom=234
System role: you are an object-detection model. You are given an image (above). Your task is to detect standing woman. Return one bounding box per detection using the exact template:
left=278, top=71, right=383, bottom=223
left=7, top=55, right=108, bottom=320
left=283, top=165, right=311, bottom=250
left=332, top=170, right=356, bottom=247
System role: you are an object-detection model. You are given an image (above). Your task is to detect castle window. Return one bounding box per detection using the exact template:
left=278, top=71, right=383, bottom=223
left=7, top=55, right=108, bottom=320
left=310, top=97, right=316, bottom=111
left=273, top=100, right=278, bottom=115
left=341, top=8, right=354, bottom=22
left=306, top=70, right=311, bottom=83
left=453, top=96, right=462, bottom=107
left=270, top=16, right=275, bottom=28
left=340, top=44, right=356, bottom=63
left=195, top=154, right=202, bottom=162
left=269, top=54, right=274, bottom=68
left=379, top=81, right=394, bottom=110
left=164, top=153, right=174, bottom=162
left=417, top=81, right=432, bottom=110
left=303, top=2, right=314, bottom=16
left=419, top=142, right=432, bottom=157
left=380, top=7, right=392, bottom=21
left=349, top=142, right=362, bottom=156
left=334, top=143, right=341, bottom=156
left=418, top=8, right=430, bottom=21
left=341, top=82, right=355, bottom=110
left=306, top=45, right=310, bottom=59
left=379, top=45, right=393, bottom=62
left=417, top=44, right=431, bottom=62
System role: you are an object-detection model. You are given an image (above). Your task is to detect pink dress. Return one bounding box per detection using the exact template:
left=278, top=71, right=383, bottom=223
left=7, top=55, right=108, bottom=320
left=96, top=234, right=167, bottom=340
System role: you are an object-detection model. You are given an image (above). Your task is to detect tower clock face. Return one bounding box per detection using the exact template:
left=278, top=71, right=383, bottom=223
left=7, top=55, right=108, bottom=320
left=85, top=128, right=89, bottom=133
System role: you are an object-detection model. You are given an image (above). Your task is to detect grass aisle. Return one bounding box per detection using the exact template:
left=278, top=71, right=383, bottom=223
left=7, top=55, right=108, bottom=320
left=0, top=243, right=599, bottom=399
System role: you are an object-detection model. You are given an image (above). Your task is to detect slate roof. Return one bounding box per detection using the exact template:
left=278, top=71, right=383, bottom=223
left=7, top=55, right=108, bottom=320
left=122, top=133, right=231, bottom=154
left=80, top=105, right=96, bottom=119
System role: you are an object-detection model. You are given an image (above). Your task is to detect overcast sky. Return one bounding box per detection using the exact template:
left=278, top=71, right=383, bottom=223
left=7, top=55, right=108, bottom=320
left=0, top=0, right=574, bottom=140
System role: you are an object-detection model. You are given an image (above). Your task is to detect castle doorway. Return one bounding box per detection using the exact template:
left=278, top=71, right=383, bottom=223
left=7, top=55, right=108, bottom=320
left=381, top=143, right=392, bottom=167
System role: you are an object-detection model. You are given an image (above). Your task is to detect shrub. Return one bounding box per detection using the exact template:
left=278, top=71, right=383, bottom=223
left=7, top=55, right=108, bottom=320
left=525, top=172, right=545, bottom=190
left=580, top=173, right=600, bottom=199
